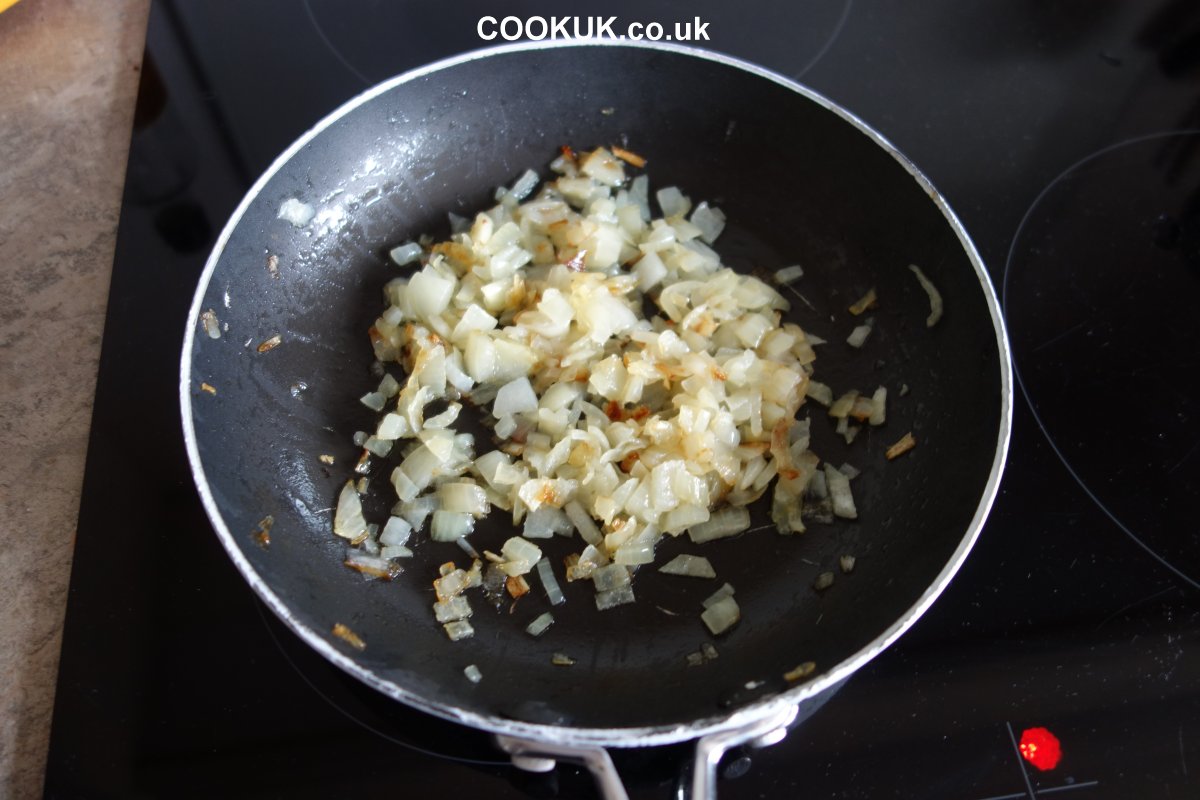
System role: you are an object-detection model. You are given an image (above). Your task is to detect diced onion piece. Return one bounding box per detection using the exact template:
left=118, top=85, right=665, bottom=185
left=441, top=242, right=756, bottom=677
left=552, top=652, right=576, bottom=666
left=493, top=376, right=539, bottom=418
left=839, top=554, right=856, bottom=573
left=783, top=661, right=816, bottom=682
left=500, top=537, right=543, bottom=576
left=536, top=557, right=566, bottom=606
left=611, top=145, right=647, bottom=168
left=200, top=309, right=221, bottom=339
left=525, top=612, right=555, bottom=637
left=505, top=168, right=539, bottom=202
left=381, top=545, right=413, bottom=559
left=331, top=623, right=366, bottom=651
left=690, top=202, right=726, bottom=244
left=824, top=465, right=858, bottom=520
left=909, top=264, right=943, bottom=327
left=829, top=390, right=859, bottom=419
left=849, top=396, right=876, bottom=422
left=774, top=265, right=804, bottom=284
left=363, top=436, right=393, bottom=457
left=377, top=373, right=400, bottom=397
left=431, top=510, right=476, bottom=541
left=523, top=506, right=572, bottom=539
left=591, top=564, right=631, bottom=591
left=437, top=482, right=490, bottom=516
left=886, top=432, right=917, bottom=460
left=464, top=664, right=483, bottom=683
left=380, top=516, right=413, bottom=546
left=359, top=391, right=386, bottom=412
left=701, top=595, right=740, bottom=635
left=656, top=186, right=691, bottom=218
left=595, top=584, right=636, bottom=610
left=278, top=198, right=315, bottom=227
left=333, top=481, right=368, bottom=541
left=806, top=381, right=834, bottom=406
left=580, top=147, right=625, bottom=186
left=687, top=507, right=751, bottom=544
left=659, top=554, right=717, bottom=578
left=344, top=549, right=400, bottom=580
left=389, top=242, right=423, bottom=266
left=443, top=620, right=475, bottom=641
left=433, top=594, right=473, bottom=623
left=846, top=323, right=872, bottom=348
left=869, top=386, right=887, bottom=426
left=703, top=583, right=735, bottom=608
left=848, top=288, right=877, bottom=316
left=564, top=500, right=603, bottom=546
left=813, top=571, right=835, bottom=591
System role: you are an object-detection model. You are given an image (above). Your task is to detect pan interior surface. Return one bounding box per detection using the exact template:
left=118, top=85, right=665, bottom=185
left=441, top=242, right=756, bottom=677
left=184, top=43, right=1006, bottom=740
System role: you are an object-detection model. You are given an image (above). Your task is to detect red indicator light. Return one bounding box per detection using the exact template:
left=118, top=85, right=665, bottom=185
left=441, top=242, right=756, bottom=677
left=1019, top=727, right=1062, bottom=771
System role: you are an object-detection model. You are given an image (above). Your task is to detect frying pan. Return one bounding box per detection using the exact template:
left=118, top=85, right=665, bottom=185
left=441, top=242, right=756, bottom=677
left=181, top=40, right=1011, bottom=798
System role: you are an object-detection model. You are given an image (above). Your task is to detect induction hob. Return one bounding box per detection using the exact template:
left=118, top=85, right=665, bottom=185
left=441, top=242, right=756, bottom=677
left=45, top=2, right=1200, bottom=798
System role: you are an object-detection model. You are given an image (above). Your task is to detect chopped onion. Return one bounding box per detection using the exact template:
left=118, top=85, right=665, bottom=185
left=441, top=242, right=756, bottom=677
left=433, top=594, right=473, bottom=623
left=278, top=198, right=315, bottom=227
left=805, top=381, right=834, bottom=406
left=839, top=554, right=856, bottom=573
left=523, top=506, right=572, bottom=539
left=690, top=202, right=726, bottom=244
left=333, top=146, right=895, bottom=645
left=595, top=584, right=636, bottom=610
left=774, top=265, right=804, bottom=284
left=525, top=612, right=555, bottom=637
left=331, top=623, right=366, bottom=651
left=846, top=323, right=873, bottom=348
left=564, top=500, right=603, bottom=546
left=869, top=386, right=887, bottom=426
left=824, top=465, right=858, bottom=520
left=360, top=391, right=386, bottom=412
left=505, top=168, right=540, bottom=202
left=700, top=595, right=740, bottom=635
left=659, top=554, right=717, bottom=578
left=200, top=309, right=221, bottom=339
left=829, top=390, right=859, bottom=419
left=687, top=507, right=751, bottom=544
left=909, top=264, right=943, bottom=327
left=443, top=620, right=475, bottom=641
left=437, top=482, right=490, bottom=516
left=431, top=510, right=475, bottom=541
left=493, top=376, right=539, bottom=418
left=703, top=583, right=735, bottom=608
left=344, top=549, right=399, bottom=580
left=783, top=661, right=816, bottom=682
left=813, top=571, right=835, bottom=591
left=591, top=563, right=631, bottom=591
left=389, top=242, right=423, bottom=266
left=380, top=516, right=412, bottom=546
left=333, top=481, right=368, bottom=541
left=848, top=288, right=877, bottom=316
left=886, top=431, right=917, bottom=460
left=535, top=557, right=565, bottom=605
left=464, top=664, right=483, bottom=683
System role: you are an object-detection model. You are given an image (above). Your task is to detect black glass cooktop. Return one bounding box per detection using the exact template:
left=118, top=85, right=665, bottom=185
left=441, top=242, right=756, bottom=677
left=45, top=2, right=1200, bottom=798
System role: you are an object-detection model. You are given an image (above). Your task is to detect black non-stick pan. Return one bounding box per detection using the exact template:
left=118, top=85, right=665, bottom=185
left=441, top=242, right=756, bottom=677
left=181, top=41, right=1011, bottom=798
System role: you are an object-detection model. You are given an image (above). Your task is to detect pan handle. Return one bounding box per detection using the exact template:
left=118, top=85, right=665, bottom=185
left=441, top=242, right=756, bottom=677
left=689, top=704, right=798, bottom=798
left=495, top=703, right=798, bottom=800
